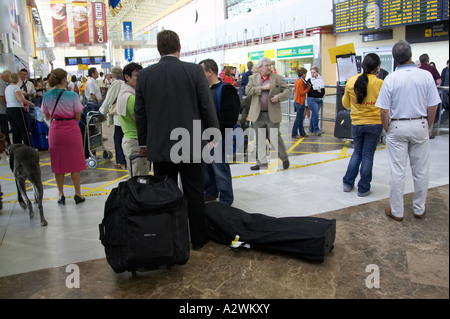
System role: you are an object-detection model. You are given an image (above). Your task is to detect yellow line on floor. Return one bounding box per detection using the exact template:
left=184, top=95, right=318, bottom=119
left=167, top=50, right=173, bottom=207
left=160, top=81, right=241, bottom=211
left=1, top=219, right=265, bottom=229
left=83, top=175, right=129, bottom=195
left=340, top=140, right=350, bottom=158
left=1, top=143, right=388, bottom=203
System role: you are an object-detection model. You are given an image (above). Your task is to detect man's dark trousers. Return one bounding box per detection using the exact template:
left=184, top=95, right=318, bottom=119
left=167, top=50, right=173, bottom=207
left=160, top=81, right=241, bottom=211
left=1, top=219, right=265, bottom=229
left=153, top=162, right=208, bottom=247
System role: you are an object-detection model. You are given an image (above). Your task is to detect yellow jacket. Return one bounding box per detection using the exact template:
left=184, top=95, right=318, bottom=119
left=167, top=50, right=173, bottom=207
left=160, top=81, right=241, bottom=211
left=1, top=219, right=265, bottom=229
left=342, top=73, right=383, bottom=125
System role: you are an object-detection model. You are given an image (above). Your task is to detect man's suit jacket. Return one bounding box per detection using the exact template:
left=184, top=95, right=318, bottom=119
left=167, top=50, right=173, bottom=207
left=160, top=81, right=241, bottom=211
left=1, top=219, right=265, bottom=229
left=134, top=55, right=219, bottom=163
left=245, top=73, right=291, bottom=123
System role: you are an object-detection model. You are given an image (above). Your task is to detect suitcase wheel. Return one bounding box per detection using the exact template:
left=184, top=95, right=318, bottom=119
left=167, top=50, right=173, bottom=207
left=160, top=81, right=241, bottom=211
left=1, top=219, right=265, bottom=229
left=87, top=157, right=98, bottom=169
left=103, top=150, right=113, bottom=159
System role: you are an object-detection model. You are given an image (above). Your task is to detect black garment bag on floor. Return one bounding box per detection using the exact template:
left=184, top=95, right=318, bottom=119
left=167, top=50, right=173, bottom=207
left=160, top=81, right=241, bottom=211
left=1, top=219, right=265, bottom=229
left=99, top=175, right=190, bottom=274
left=205, top=201, right=336, bottom=262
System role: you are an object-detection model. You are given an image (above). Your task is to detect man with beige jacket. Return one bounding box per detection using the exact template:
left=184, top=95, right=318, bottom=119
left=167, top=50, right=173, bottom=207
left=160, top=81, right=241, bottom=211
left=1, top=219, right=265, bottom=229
left=246, top=57, right=292, bottom=170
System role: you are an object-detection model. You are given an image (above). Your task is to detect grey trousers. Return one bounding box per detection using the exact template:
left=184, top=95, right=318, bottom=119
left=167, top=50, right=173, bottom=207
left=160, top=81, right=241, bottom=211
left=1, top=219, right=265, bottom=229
left=253, top=112, right=288, bottom=165
left=386, top=119, right=430, bottom=217
left=122, top=137, right=150, bottom=177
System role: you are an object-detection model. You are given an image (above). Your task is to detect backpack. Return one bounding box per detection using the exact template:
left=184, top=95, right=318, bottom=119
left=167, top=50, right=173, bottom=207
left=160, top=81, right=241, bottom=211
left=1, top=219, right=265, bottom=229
left=216, top=82, right=244, bottom=155
left=73, top=83, right=79, bottom=94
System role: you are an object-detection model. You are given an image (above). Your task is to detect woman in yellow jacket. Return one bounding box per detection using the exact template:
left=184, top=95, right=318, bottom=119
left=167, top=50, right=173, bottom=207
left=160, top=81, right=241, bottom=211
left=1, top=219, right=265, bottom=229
left=342, top=53, right=383, bottom=197
left=292, top=67, right=311, bottom=138
left=79, top=77, right=87, bottom=103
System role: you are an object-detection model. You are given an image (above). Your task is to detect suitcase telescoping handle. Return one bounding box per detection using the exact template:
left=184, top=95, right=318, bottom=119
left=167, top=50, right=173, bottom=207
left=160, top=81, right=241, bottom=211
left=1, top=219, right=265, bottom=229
left=129, top=154, right=149, bottom=178
left=128, top=154, right=168, bottom=183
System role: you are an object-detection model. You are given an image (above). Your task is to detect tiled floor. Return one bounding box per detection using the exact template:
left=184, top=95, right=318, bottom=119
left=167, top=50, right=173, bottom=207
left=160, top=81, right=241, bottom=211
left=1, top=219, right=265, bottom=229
left=0, top=116, right=448, bottom=299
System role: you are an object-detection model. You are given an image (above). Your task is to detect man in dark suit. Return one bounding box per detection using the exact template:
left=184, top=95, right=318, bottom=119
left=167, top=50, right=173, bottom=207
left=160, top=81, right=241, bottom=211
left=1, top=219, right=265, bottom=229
left=135, top=30, right=219, bottom=250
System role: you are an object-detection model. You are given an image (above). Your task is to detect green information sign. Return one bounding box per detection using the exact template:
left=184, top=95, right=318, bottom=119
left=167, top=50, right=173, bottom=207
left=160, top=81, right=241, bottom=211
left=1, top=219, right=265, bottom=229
left=248, top=51, right=266, bottom=61
left=277, top=45, right=314, bottom=58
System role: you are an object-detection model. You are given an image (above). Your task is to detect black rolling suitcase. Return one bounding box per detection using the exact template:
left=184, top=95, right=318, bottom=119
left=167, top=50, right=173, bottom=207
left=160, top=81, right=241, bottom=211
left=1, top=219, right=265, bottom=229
left=99, top=174, right=190, bottom=275
left=334, top=109, right=352, bottom=139
left=205, top=201, right=336, bottom=262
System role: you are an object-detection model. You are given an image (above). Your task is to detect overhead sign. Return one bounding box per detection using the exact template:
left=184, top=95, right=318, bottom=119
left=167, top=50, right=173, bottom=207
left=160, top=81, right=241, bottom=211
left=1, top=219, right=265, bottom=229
left=333, top=0, right=449, bottom=34
left=78, top=64, right=89, bottom=70
left=92, top=1, right=108, bottom=44
left=333, top=0, right=379, bottom=34
left=123, top=21, right=133, bottom=40
left=72, top=1, right=90, bottom=44
left=50, top=0, right=69, bottom=43
left=101, top=62, right=112, bottom=69
left=405, top=20, right=449, bottom=43
left=125, top=48, right=133, bottom=62
left=380, top=0, right=442, bottom=28
left=248, top=50, right=275, bottom=61
left=277, top=45, right=314, bottom=59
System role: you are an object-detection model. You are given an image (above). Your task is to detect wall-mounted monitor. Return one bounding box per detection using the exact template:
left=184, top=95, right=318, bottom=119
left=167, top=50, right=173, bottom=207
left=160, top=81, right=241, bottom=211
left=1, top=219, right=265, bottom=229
left=81, top=57, right=90, bottom=65
left=65, top=57, right=79, bottom=66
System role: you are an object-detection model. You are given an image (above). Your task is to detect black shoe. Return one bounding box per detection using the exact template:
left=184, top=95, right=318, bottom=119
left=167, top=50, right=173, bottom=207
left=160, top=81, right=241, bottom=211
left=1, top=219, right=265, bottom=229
left=58, top=195, right=65, bottom=205
left=74, top=195, right=85, bottom=204
left=283, top=159, right=290, bottom=170
left=250, top=164, right=268, bottom=171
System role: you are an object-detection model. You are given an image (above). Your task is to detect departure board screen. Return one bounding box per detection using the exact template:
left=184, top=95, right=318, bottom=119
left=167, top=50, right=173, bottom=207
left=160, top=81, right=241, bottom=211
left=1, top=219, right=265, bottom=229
left=333, top=0, right=449, bottom=33
left=443, top=0, right=449, bottom=19
left=334, top=0, right=379, bottom=33
left=380, top=0, right=441, bottom=27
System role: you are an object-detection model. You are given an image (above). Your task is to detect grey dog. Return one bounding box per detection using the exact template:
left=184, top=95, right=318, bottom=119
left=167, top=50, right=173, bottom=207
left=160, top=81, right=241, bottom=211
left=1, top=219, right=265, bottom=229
left=6, top=144, right=47, bottom=226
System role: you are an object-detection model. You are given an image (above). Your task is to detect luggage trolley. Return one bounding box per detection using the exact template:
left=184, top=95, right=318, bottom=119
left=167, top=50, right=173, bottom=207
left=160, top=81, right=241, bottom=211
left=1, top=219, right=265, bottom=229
left=85, top=111, right=113, bottom=169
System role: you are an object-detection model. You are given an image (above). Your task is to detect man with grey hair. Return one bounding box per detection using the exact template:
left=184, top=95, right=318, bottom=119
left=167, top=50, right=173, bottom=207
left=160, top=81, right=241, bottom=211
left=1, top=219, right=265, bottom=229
left=0, top=70, right=11, bottom=145
left=246, top=57, right=292, bottom=170
left=376, top=40, right=441, bottom=222
left=100, top=66, right=126, bottom=169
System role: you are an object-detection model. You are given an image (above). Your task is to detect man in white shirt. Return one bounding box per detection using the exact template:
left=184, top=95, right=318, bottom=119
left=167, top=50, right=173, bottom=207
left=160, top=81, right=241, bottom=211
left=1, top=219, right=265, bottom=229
left=80, top=67, right=102, bottom=158
left=98, top=71, right=106, bottom=99
left=85, top=67, right=102, bottom=103
left=375, top=40, right=441, bottom=222
left=18, top=68, right=36, bottom=105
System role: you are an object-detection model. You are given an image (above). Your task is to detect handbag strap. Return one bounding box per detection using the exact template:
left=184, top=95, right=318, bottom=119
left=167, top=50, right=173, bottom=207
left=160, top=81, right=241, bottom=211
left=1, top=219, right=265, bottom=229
left=50, top=89, right=65, bottom=120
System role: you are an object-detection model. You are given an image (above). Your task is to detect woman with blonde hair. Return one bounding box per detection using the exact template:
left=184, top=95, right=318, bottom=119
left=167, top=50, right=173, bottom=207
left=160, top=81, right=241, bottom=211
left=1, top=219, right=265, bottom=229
left=41, top=68, right=86, bottom=205
left=5, top=72, right=33, bottom=145
left=306, top=66, right=325, bottom=135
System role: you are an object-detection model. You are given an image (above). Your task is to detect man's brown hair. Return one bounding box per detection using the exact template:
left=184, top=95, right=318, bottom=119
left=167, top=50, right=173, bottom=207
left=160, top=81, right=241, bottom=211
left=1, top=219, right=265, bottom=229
left=157, top=30, right=180, bottom=56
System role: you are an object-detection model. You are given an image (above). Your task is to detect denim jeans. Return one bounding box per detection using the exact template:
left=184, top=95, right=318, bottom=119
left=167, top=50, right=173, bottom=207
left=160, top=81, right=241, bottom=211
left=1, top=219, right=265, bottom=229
left=343, top=124, right=383, bottom=194
left=204, top=142, right=234, bottom=205
left=306, top=97, right=322, bottom=134
left=291, top=102, right=306, bottom=137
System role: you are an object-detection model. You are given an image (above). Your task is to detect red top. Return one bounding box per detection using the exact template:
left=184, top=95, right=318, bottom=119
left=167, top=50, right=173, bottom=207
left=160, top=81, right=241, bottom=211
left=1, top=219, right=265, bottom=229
left=420, top=63, right=441, bottom=83
left=223, top=75, right=237, bottom=87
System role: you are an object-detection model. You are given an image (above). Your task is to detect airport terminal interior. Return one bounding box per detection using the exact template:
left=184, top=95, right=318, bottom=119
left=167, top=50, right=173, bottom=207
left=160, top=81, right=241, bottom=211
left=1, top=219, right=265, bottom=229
left=0, top=0, right=449, bottom=300
left=0, top=101, right=448, bottom=299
